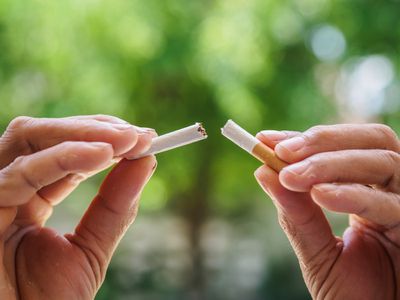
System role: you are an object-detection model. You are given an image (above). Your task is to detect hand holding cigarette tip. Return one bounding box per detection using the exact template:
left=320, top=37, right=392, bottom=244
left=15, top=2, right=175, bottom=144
left=0, top=115, right=159, bottom=299
left=0, top=116, right=209, bottom=300
left=253, top=124, right=400, bottom=299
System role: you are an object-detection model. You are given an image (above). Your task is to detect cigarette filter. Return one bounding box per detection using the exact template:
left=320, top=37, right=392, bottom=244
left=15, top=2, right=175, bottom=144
left=221, top=120, right=287, bottom=172
left=132, top=123, right=207, bottom=159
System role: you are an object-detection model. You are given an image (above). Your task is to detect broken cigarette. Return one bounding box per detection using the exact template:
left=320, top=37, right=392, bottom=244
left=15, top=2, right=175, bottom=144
left=132, top=123, right=208, bottom=159
left=221, top=120, right=287, bottom=172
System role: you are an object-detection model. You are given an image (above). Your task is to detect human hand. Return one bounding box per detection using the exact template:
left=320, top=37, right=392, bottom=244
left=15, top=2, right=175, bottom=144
left=0, top=115, right=157, bottom=299
left=255, top=124, right=400, bottom=300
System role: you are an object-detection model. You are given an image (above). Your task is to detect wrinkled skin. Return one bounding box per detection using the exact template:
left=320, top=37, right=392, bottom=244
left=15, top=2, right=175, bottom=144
left=0, top=115, right=157, bottom=299
left=255, top=124, right=400, bottom=300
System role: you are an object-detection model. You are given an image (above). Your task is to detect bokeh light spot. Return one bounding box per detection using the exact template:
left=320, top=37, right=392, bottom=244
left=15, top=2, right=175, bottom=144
left=310, top=24, right=346, bottom=62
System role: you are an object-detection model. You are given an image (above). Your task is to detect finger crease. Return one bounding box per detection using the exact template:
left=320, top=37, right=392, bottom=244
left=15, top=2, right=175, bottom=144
left=55, top=157, right=69, bottom=173
left=21, top=169, right=41, bottom=191
left=70, top=237, right=105, bottom=289
left=382, top=174, right=395, bottom=189
left=386, top=221, right=400, bottom=232
left=305, top=239, right=337, bottom=271
left=36, top=190, right=54, bottom=206
left=97, top=193, right=130, bottom=216
left=315, top=243, right=342, bottom=299
left=25, top=138, right=37, bottom=154
left=295, top=206, right=319, bottom=229
left=356, top=205, right=368, bottom=218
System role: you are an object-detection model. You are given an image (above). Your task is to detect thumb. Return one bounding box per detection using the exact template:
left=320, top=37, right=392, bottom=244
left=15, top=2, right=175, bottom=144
left=255, top=165, right=341, bottom=290
left=67, top=156, right=156, bottom=285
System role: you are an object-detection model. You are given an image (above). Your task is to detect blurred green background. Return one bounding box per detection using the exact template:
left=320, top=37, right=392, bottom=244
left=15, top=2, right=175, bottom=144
left=0, top=0, right=399, bottom=299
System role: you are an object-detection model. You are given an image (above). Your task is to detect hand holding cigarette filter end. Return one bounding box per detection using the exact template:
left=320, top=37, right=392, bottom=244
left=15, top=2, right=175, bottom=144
left=131, top=123, right=208, bottom=160
left=221, top=120, right=287, bottom=172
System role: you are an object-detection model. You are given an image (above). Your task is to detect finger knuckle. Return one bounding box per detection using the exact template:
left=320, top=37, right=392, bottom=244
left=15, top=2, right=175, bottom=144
left=11, top=155, right=43, bottom=190
left=13, top=155, right=27, bottom=167
left=7, top=116, right=34, bottom=132
left=375, top=124, right=399, bottom=148
left=383, top=150, right=400, bottom=165
left=2, top=117, right=36, bottom=153
left=306, top=156, right=321, bottom=171
left=56, top=155, right=71, bottom=173
left=303, top=156, right=327, bottom=180
left=55, top=142, right=80, bottom=170
left=0, top=156, right=23, bottom=180
left=305, top=125, right=332, bottom=144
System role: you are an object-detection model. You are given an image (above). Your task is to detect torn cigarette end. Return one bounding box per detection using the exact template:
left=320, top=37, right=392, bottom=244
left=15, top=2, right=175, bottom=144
left=131, top=123, right=208, bottom=159
left=221, top=120, right=287, bottom=172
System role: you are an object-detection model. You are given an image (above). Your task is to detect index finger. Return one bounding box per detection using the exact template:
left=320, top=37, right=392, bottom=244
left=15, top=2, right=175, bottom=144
left=274, top=124, right=400, bottom=163
left=0, top=116, right=140, bottom=168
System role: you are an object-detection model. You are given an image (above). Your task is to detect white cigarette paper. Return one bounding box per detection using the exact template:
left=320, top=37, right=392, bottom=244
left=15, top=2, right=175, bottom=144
left=221, top=120, right=260, bottom=154
left=221, top=119, right=287, bottom=172
left=132, top=123, right=207, bottom=159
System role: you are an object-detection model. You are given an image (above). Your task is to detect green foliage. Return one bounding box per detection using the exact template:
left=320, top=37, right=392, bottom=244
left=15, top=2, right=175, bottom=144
left=0, top=0, right=399, bottom=299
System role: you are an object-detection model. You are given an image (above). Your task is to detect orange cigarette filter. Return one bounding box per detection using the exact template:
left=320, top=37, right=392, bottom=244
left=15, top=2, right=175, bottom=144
left=221, top=120, right=287, bottom=172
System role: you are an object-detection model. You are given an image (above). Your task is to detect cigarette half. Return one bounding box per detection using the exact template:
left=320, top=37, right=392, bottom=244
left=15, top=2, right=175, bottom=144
left=132, top=123, right=208, bottom=159
left=221, top=120, right=287, bottom=172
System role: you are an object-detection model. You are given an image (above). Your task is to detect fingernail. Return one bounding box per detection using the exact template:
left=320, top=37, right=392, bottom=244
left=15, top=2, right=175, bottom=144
left=113, top=123, right=134, bottom=131
left=90, top=142, right=113, bottom=149
left=283, top=161, right=310, bottom=175
left=137, top=129, right=157, bottom=139
left=69, top=173, right=86, bottom=183
left=260, top=130, right=287, bottom=142
left=255, top=175, right=273, bottom=198
left=136, top=127, right=157, bottom=134
left=313, top=183, right=337, bottom=193
left=137, top=132, right=154, bottom=155
left=254, top=166, right=270, bottom=187
left=142, top=127, right=156, bottom=133
left=146, top=160, right=158, bottom=181
left=138, top=131, right=155, bottom=138
left=278, top=136, right=305, bottom=152
left=111, top=157, right=122, bottom=164
left=254, top=168, right=264, bottom=180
